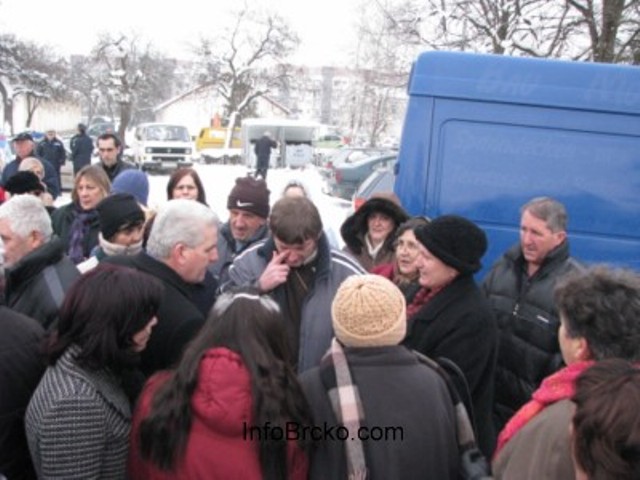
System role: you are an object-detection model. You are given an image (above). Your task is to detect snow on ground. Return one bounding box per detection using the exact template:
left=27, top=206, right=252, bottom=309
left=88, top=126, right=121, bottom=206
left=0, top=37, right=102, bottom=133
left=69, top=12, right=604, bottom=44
left=57, top=164, right=352, bottom=246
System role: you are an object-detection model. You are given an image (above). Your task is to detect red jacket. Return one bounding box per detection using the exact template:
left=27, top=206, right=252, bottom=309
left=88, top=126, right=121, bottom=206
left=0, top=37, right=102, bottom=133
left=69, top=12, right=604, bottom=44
left=128, top=347, right=308, bottom=479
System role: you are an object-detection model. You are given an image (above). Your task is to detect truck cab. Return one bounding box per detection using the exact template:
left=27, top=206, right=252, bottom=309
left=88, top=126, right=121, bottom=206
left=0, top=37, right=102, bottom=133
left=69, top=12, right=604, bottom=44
left=132, top=123, right=195, bottom=172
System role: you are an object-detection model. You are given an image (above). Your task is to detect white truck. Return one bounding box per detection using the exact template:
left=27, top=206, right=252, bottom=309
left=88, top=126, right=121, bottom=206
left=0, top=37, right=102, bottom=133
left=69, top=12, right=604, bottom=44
left=131, top=123, right=196, bottom=172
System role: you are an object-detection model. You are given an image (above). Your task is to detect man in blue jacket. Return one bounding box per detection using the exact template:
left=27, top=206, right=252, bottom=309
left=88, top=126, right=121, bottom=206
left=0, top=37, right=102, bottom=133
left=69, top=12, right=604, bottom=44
left=1, top=132, right=60, bottom=198
left=36, top=129, right=66, bottom=187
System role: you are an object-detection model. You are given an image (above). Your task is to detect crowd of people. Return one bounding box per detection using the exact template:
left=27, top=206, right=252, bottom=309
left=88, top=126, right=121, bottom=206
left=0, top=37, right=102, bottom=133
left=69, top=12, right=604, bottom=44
left=0, top=129, right=639, bottom=480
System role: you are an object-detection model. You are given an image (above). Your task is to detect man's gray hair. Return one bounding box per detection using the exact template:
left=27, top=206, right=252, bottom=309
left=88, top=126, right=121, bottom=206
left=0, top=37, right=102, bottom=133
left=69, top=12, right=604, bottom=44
left=0, top=194, right=52, bottom=241
left=521, top=196, right=568, bottom=233
left=146, top=199, right=219, bottom=260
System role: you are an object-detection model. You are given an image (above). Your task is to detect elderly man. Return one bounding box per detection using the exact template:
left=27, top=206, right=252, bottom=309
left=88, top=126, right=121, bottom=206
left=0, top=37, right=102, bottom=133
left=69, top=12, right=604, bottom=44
left=96, top=132, right=135, bottom=181
left=226, top=196, right=365, bottom=372
left=0, top=195, right=79, bottom=329
left=0, top=132, right=60, bottom=198
left=209, top=176, right=270, bottom=283
left=105, top=199, right=219, bottom=377
left=482, top=196, right=582, bottom=432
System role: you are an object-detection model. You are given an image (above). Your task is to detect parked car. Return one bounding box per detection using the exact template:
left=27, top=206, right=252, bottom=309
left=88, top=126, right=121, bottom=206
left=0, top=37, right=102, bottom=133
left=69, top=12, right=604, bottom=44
left=319, top=146, right=392, bottom=179
left=87, top=122, right=116, bottom=141
left=325, top=153, right=397, bottom=200
left=352, top=165, right=396, bottom=210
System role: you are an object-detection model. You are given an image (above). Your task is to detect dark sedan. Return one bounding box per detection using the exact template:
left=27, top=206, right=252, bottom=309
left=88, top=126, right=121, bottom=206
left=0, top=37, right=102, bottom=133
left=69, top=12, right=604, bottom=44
left=325, top=153, right=397, bottom=200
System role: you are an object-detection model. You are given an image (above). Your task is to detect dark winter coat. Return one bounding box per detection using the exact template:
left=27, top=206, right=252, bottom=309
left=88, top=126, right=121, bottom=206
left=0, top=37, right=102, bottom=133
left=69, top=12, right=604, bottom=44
left=4, top=237, right=80, bottom=330
left=0, top=307, right=46, bottom=480
left=226, top=234, right=365, bottom=372
left=208, top=221, right=269, bottom=283
left=70, top=133, right=94, bottom=172
left=36, top=138, right=66, bottom=171
left=98, top=159, right=136, bottom=182
left=299, top=346, right=459, bottom=480
left=25, top=346, right=131, bottom=479
left=403, top=274, right=498, bottom=457
left=103, top=252, right=205, bottom=377
left=51, top=202, right=101, bottom=264
left=482, top=241, right=582, bottom=432
left=0, top=154, right=60, bottom=199
left=128, top=348, right=309, bottom=480
left=340, top=194, right=409, bottom=272
left=254, top=135, right=277, bottom=167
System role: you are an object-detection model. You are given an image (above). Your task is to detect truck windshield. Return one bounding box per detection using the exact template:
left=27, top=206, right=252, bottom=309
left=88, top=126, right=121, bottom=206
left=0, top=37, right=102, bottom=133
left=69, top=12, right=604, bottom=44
left=145, top=125, right=190, bottom=142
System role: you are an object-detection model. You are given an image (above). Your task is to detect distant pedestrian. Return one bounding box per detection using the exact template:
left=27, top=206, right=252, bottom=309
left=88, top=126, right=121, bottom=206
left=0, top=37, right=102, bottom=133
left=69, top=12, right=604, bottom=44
left=36, top=129, right=66, bottom=186
left=70, top=123, right=94, bottom=174
left=254, top=131, right=277, bottom=180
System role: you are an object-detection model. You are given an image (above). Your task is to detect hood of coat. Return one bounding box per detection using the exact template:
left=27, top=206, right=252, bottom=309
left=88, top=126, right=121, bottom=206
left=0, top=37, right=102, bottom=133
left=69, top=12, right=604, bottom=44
left=191, top=347, right=253, bottom=436
left=340, top=193, right=409, bottom=254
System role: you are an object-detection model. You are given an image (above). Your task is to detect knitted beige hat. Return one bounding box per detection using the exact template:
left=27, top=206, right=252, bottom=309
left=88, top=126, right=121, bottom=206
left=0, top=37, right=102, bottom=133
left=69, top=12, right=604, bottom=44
left=332, top=275, right=407, bottom=347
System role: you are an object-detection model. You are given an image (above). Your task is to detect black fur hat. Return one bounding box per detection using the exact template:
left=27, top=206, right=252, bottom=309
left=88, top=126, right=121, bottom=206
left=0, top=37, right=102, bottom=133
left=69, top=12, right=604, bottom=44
left=340, top=192, right=410, bottom=254
left=414, top=215, right=487, bottom=275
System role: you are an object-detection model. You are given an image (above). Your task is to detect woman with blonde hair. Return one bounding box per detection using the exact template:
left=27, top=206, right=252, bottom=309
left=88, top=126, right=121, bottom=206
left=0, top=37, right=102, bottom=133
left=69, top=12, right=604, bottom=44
left=51, top=164, right=110, bottom=263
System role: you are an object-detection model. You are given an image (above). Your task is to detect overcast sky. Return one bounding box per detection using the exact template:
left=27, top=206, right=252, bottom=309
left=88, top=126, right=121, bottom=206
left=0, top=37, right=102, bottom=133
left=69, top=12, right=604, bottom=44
left=0, top=0, right=360, bottom=66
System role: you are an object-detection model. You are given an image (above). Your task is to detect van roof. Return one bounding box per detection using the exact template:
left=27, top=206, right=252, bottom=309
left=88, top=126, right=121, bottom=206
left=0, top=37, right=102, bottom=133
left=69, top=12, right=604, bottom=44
left=409, top=51, right=640, bottom=115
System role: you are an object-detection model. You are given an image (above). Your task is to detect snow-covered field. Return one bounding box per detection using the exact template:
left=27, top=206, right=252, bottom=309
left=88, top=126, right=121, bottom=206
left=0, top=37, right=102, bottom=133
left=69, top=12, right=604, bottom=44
left=57, top=164, right=352, bottom=245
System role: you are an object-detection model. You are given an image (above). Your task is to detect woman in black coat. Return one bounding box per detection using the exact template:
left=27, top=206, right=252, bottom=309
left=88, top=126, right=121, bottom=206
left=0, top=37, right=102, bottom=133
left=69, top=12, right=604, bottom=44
left=402, top=215, right=498, bottom=457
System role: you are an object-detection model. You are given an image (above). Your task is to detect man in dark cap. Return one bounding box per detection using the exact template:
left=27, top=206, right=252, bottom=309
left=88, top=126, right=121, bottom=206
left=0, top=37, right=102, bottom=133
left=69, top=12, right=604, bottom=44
left=0, top=133, right=60, bottom=198
left=70, top=123, right=94, bottom=174
left=208, top=176, right=271, bottom=283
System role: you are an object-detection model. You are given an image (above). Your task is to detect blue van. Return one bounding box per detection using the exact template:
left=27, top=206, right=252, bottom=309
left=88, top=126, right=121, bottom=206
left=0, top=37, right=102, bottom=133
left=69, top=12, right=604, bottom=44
left=395, top=51, right=640, bottom=277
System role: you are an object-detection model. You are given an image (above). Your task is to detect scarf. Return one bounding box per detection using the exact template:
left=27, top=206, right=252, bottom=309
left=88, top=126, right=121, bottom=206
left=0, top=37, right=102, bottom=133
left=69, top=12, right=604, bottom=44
left=405, top=284, right=445, bottom=319
left=364, top=234, right=384, bottom=260
left=98, top=233, right=143, bottom=257
left=67, top=205, right=98, bottom=264
left=494, top=360, right=594, bottom=457
left=319, top=339, right=368, bottom=480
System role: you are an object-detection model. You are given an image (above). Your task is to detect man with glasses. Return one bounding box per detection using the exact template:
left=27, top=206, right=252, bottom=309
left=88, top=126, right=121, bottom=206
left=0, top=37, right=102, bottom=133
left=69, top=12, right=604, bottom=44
left=96, top=133, right=135, bottom=181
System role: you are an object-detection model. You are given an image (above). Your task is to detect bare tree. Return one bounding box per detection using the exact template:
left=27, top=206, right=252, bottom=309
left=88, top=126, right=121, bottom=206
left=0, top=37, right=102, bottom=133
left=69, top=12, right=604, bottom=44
left=92, top=32, right=175, bottom=140
left=0, top=34, right=67, bottom=132
left=194, top=5, right=300, bottom=139
left=566, top=0, right=640, bottom=62
left=343, top=0, right=412, bottom=145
